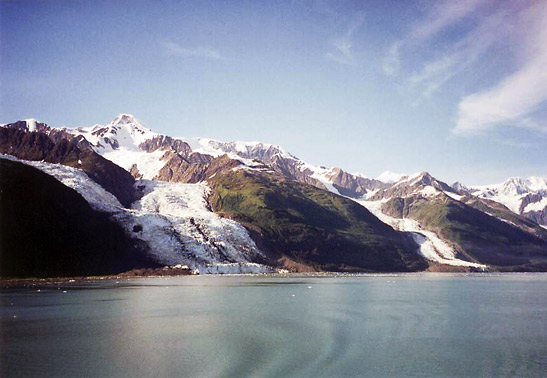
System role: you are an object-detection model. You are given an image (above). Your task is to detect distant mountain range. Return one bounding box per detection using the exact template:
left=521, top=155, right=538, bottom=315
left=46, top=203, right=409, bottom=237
left=1, top=114, right=546, bottom=277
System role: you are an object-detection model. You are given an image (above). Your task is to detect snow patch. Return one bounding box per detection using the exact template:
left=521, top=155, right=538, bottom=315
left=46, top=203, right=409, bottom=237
left=25, top=119, right=37, bottom=132
left=101, top=149, right=166, bottom=179
left=444, top=191, right=464, bottom=201
left=418, top=186, right=439, bottom=197
left=1, top=154, right=122, bottom=212
left=358, top=199, right=487, bottom=269
left=524, top=197, right=547, bottom=213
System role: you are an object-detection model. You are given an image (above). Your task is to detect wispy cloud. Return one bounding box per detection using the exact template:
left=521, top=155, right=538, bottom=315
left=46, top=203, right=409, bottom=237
left=383, top=0, right=547, bottom=138
left=382, top=0, right=489, bottom=78
left=453, top=2, right=547, bottom=135
left=382, top=42, right=401, bottom=76
left=409, top=8, right=508, bottom=98
left=410, top=0, right=490, bottom=42
left=162, top=41, right=227, bottom=60
left=325, top=13, right=364, bottom=66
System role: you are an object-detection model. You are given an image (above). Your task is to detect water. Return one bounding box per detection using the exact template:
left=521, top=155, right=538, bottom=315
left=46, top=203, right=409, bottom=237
left=1, top=274, right=546, bottom=377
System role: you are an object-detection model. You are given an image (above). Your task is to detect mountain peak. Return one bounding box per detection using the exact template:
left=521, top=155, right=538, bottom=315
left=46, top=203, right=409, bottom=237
left=500, top=177, right=529, bottom=195
left=376, top=170, right=406, bottom=183
left=110, top=114, right=141, bottom=126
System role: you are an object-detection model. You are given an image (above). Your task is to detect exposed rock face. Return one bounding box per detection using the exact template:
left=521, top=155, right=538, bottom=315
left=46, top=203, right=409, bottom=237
left=451, top=181, right=469, bottom=194
left=327, top=168, right=387, bottom=197
left=139, top=135, right=192, bottom=155
left=202, top=140, right=386, bottom=198
left=156, top=153, right=240, bottom=183
left=520, top=192, right=545, bottom=213
left=0, top=127, right=137, bottom=207
left=369, top=172, right=455, bottom=200
left=268, top=154, right=324, bottom=187
left=524, top=208, right=547, bottom=227
left=0, top=159, right=159, bottom=278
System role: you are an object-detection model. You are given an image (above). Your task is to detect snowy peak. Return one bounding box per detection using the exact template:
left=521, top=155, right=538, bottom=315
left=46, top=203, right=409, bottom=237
left=467, top=176, right=547, bottom=217
left=376, top=170, right=406, bottom=184
left=369, top=171, right=456, bottom=201
left=451, top=181, right=469, bottom=194
left=392, top=172, right=451, bottom=191
left=499, top=177, right=530, bottom=196
left=195, top=139, right=297, bottom=162
left=76, top=114, right=157, bottom=152
left=473, top=176, right=547, bottom=196
left=110, top=113, right=142, bottom=126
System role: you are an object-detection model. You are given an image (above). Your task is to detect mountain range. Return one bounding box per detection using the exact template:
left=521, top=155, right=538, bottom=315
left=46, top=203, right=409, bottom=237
left=1, top=114, right=546, bottom=277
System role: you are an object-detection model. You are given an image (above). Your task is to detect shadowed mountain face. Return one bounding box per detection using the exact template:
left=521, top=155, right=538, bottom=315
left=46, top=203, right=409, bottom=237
left=0, top=159, right=159, bottom=278
left=208, top=171, right=427, bottom=272
left=0, top=127, right=137, bottom=207
left=382, top=195, right=547, bottom=270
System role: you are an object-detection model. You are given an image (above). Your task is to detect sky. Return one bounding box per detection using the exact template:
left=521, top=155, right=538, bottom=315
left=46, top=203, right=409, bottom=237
left=1, top=0, right=546, bottom=185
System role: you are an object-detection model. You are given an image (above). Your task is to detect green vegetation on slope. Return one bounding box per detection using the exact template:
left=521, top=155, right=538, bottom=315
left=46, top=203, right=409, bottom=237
left=383, top=195, right=547, bottom=269
left=209, top=171, right=426, bottom=272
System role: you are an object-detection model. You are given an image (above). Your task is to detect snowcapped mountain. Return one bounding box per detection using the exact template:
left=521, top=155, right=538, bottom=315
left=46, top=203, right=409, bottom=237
left=21, top=114, right=387, bottom=198
left=355, top=172, right=487, bottom=268
left=368, top=171, right=459, bottom=201
left=467, top=177, right=547, bottom=226
left=74, top=113, right=158, bottom=151
left=1, top=114, right=546, bottom=276
left=184, top=137, right=387, bottom=197
left=376, top=170, right=407, bottom=184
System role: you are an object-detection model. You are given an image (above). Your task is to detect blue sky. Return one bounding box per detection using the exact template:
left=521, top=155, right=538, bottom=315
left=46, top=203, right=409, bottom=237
left=1, top=0, right=546, bottom=185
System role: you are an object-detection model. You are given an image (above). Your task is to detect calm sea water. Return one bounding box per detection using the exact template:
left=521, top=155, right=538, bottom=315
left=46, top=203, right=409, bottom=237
left=1, top=274, right=546, bottom=378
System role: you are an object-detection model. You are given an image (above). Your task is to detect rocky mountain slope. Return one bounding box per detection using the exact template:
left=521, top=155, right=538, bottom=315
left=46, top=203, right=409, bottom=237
left=1, top=114, right=546, bottom=276
left=0, top=159, right=159, bottom=277
left=0, top=126, right=137, bottom=206
left=208, top=170, right=425, bottom=272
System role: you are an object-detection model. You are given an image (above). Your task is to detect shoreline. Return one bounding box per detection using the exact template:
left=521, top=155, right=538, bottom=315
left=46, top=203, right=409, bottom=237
left=3, top=270, right=547, bottom=289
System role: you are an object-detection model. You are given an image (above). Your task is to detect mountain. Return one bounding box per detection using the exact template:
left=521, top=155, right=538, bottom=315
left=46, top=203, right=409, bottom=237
left=354, top=172, right=547, bottom=270
left=1, top=114, right=546, bottom=276
left=0, top=158, right=159, bottom=278
left=0, top=125, right=138, bottom=206
left=208, top=169, right=425, bottom=272
left=464, top=177, right=547, bottom=226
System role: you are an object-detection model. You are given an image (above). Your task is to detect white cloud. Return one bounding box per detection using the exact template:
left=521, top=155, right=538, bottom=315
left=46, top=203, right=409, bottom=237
left=325, top=13, right=364, bottom=66
left=453, top=2, right=547, bottom=135
left=162, top=41, right=226, bottom=60
left=454, top=58, right=547, bottom=134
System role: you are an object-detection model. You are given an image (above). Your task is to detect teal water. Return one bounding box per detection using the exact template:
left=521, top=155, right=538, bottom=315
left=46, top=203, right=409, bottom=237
left=1, top=274, right=546, bottom=377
